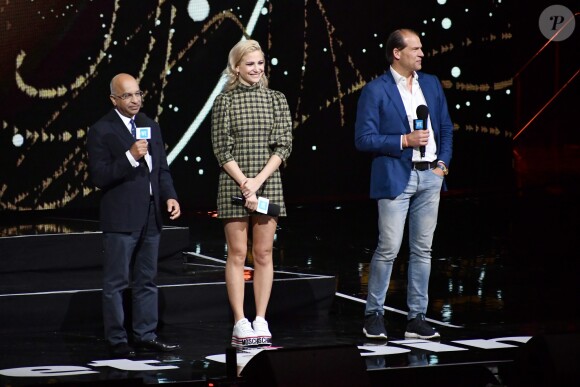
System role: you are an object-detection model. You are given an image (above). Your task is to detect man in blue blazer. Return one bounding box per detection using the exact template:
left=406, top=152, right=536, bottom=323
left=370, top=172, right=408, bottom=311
left=87, top=73, right=181, bottom=357
left=355, top=29, right=453, bottom=340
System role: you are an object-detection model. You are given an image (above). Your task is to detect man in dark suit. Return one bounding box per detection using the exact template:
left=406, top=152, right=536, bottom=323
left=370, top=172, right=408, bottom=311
left=355, top=29, right=453, bottom=340
left=87, top=73, right=181, bottom=357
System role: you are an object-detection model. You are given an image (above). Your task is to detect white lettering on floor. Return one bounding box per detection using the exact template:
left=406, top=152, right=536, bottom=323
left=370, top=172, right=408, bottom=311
left=0, top=336, right=533, bottom=378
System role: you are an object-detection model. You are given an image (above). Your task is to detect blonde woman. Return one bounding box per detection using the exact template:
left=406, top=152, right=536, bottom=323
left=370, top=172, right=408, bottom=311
left=211, top=40, right=293, bottom=347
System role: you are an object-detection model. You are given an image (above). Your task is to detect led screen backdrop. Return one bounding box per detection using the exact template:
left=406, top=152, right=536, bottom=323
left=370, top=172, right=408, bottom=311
left=0, top=0, right=516, bottom=211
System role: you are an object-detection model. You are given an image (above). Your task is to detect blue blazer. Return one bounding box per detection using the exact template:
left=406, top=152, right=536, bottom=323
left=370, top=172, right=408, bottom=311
left=86, top=109, right=178, bottom=232
left=354, top=71, right=453, bottom=200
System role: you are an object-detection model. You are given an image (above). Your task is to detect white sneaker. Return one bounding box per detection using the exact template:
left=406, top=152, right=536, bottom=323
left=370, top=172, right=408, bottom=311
left=252, top=316, right=272, bottom=346
left=231, top=318, right=258, bottom=347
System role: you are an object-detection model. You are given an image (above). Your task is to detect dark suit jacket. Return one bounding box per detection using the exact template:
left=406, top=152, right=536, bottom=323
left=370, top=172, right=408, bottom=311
left=354, top=71, right=453, bottom=200
left=86, top=109, right=177, bottom=232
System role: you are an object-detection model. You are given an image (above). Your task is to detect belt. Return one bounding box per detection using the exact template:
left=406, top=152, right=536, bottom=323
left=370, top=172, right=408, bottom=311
left=412, top=160, right=438, bottom=171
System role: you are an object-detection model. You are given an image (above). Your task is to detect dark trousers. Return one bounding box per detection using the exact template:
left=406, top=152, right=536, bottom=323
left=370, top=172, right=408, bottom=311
left=102, top=200, right=160, bottom=345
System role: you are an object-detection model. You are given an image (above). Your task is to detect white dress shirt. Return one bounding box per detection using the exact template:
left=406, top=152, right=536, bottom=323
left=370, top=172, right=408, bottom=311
left=390, top=67, right=437, bottom=162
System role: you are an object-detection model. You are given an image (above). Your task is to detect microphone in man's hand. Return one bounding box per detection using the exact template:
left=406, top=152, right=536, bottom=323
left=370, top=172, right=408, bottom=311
left=231, top=195, right=281, bottom=217
left=414, top=104, right=429, bottom=158
left=134, top=113, right=152, bottom=156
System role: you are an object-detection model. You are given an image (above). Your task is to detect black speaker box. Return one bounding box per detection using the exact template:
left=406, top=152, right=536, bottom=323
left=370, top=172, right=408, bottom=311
left=512, top=333, right=580, bottom=386
left=240, top=344, right=370, bottom=387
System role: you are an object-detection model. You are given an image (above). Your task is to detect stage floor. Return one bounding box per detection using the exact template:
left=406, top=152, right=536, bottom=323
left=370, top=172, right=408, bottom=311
left=0, top=184, right=579, bottom=386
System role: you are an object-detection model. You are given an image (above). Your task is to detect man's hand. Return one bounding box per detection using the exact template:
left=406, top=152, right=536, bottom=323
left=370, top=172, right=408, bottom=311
left=130, top=140, right=148, bottom=160
left=166, top=199, right=181, bottom=220
left=405, top=130, right=429, bottom=148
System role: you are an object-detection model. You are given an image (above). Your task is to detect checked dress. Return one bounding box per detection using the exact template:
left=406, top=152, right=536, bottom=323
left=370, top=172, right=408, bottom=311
left=211, top=83, right=293, bottom=218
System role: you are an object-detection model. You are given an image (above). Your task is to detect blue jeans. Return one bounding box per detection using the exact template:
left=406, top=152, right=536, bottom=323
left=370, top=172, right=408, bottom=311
left=365, top=169, right=443, bottom=319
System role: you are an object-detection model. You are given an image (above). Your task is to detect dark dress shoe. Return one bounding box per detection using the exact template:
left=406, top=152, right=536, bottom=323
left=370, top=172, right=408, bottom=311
left=134, top=339, right=180, bottom=352
left=109, top=342, right=136, bottom=358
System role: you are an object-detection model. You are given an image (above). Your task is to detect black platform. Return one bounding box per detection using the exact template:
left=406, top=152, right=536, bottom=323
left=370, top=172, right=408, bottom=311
left=1, top=189, right=579, bottom=386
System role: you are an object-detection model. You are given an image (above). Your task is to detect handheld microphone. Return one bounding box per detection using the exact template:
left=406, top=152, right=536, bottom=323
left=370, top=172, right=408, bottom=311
left=414, top=105, right=429, bottom=158
left=134, top=112, right=152, bottom=155
left=231, top=195, right=281, bottom=217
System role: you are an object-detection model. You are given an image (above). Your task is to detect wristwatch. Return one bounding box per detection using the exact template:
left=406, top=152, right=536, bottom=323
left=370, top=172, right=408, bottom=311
left=436, top=161, right=448, bottom=175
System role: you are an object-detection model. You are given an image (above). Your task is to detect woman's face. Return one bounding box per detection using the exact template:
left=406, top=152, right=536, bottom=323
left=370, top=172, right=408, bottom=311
left=236, top=50, right=265, bottom=86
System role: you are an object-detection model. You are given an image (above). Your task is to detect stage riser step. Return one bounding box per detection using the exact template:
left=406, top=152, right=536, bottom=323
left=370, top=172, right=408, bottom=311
left=0, top=227, right=190, bottom=273
left=0, top=277, right=335, bottom=333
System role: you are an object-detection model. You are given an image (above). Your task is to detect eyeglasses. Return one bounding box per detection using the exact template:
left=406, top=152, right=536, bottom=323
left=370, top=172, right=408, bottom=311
left=111, top=91, right=144, bottom=100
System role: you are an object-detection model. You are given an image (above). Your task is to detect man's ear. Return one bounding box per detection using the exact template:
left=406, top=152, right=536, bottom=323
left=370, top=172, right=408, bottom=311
left=393, top=49, right=401, bottom=61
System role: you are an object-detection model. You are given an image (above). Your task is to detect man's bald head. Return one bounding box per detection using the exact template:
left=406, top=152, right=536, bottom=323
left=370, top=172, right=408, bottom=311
left=109, top=73, right=142, bottom=118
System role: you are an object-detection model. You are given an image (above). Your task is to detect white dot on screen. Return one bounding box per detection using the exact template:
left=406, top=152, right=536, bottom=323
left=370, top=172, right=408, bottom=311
left=173, top=107, right=179, bottom=112
left=284, top=71, right=288, bottom=75
left=487, top=113, right=492, bottom=118
left=196, top=156, right=201, bottom=162
left=441, top=18, right=452, bottom=29
left=506, top=89, right=511, bottom=95
left=362, top=48, right=366, bottom=53
left=184, top=156, right=189, bottom=161
left=188, top=0, right=210, bottom=21
left=486, top=95, right=491, bottom=101
left=198, top=169, right=204, bottom=175
left=312, top=145, right=317, bottom=151
left=451, top=67, right=461, bottom=78
left=437, top=0, right=447, bottom=4
left=271, top=58, right=279, bottom=66
left=465, top=101, right=471, bottom=106
left=261, top=7, right=268, bottom=15
left=12, top=134, right=24, bottom=147
left=455, top=104, right=461, bottom=110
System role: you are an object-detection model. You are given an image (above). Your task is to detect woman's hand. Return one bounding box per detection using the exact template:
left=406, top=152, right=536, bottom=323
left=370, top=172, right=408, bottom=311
left=241, top=178, right=262, bottom=199
left=244, top=193, right=258, bottom=212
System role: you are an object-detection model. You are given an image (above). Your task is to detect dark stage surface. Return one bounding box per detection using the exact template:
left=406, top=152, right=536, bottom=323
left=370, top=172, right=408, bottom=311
left=1, top=183, right=579, bottom=386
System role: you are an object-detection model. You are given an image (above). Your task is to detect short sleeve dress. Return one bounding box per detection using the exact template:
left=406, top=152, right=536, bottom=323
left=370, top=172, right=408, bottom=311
left=211, top=83, right=293, bottom=218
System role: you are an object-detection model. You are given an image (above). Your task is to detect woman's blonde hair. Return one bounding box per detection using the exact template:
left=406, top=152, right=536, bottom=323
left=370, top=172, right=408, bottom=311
left=223, top=39, right=269, bottom=92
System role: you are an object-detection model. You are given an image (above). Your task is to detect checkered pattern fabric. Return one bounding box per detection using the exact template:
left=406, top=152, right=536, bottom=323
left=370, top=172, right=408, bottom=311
left=211, top=83, right=293, bottom=218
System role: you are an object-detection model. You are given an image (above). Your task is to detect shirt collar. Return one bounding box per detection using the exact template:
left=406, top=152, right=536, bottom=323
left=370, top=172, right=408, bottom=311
left=114, top=109, right=135, bottom=129
left=389, top=66, right=419, bottom=85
